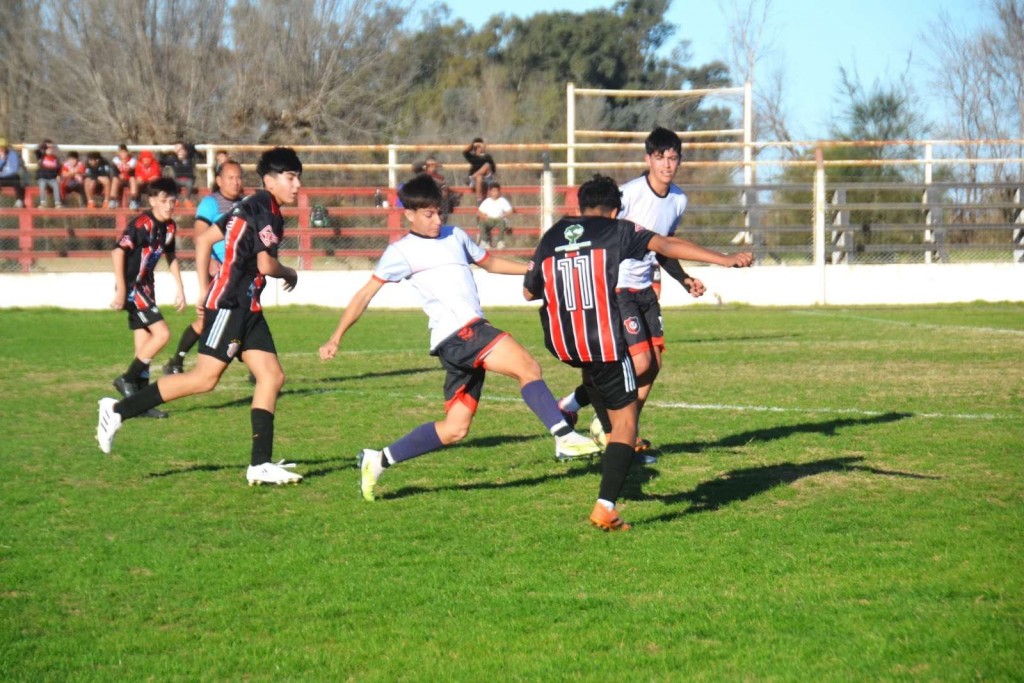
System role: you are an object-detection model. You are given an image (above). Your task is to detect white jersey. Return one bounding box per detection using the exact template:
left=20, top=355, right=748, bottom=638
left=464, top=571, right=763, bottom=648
left=373, top=225, right=490, bottom=350
left=478, top=196, right=512, bottom=219
left=616, top=174, right=688, bottom=289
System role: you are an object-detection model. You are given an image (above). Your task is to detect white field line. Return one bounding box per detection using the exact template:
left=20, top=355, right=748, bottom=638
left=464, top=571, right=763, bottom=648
left=793, top=310, right=1024, bottom=337
left=476, top=395, right=1010, bottom=420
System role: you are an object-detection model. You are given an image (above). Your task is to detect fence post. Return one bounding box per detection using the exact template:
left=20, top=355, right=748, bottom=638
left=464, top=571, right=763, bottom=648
left=1013, top=186, right=1023, bottom=263
left=830, top=188, right=850, bottom=264
left=297, top=191, right=311, bottom=270
left=18, top=209, right=33, bottom=272
left=541, top=152, right=553, bottom=234
left=813, top=147, right=826, bottom=304
left=566, top=82, right=576, bottom=187
left=387, top=145, right=398, bottom=190
left=205, top=147, right=216, bottom=191
left=923, top=143, right=935, bottom=264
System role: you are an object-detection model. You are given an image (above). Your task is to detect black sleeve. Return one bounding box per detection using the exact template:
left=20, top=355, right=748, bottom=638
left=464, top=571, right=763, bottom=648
left=655, top=252, right=691, bottom=285
left=618, top=219, right=656, bottom=261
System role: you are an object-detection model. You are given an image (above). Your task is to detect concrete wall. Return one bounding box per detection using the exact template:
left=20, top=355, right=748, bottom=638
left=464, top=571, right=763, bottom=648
left=1, top=263, right=1020, bottom=310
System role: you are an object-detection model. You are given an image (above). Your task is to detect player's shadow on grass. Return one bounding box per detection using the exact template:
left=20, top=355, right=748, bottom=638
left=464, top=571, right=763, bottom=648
left=634, top=456, right=940, bottom=525
left=176, top=366, right=437, bottom=411
left=384, top=460, right=602, bottom=501
left=657, top=412, right=912, bottom=456
left=298, top=434, right=543, bottom=481
left=146, top=455, right=350, bottom=479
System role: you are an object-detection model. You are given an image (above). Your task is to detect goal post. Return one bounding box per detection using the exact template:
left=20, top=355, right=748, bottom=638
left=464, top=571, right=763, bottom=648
left=564, top=81, right=753, bottom=188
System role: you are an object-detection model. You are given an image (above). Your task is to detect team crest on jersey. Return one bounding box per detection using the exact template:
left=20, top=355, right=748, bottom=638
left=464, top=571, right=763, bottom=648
left=258, top=225, right=279, bottom=247
left=118, top=235, right=134, bottom=249
left=555, top=223, right=592, bottom=252
left=624, top=316, right=641, bottom=335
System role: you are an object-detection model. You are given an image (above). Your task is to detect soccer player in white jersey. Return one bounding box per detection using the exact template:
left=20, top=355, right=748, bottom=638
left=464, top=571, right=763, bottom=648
left=558, top=127, right=711, bottom=463
left=318, top=174, right=599, bottom=502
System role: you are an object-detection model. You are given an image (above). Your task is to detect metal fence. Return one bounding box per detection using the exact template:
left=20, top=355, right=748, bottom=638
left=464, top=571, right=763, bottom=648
left=1, top=139, right=1022, bottom=272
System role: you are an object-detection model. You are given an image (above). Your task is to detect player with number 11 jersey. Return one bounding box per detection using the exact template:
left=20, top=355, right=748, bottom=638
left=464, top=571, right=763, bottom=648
left=524, top=216, right=655, bottom=366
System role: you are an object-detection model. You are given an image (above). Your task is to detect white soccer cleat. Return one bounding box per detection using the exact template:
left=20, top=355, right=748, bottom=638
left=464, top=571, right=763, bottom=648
left=589, top=416, right=608, bottom=450
left=246, top=460, right=302, bottom=486
left=555, top=430, right=602, bottom=461
left=96, top=397, right=122, bottom=454
left=357, top=448, right=384, bottom=501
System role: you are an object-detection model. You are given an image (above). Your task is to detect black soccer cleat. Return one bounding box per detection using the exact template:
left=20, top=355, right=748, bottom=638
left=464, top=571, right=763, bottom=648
left=112, top=376, right=137, bottom=398
left=162, top=360, right=184, bottom=375
left=141, top=407, right=169, bottom=419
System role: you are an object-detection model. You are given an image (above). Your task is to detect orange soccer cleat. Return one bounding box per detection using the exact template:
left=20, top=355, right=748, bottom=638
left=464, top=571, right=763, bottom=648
left=589, top=502, right=631, bottom=532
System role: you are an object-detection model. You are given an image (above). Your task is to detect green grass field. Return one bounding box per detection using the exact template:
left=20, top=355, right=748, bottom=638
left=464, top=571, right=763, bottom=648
left=2, top=303, right=1022, bottom=681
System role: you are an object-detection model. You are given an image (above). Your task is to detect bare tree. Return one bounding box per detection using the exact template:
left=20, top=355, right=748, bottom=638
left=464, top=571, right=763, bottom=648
left=0, top=1, right=44, bottom=142
left=227, top=0, right=414, bottom=143
left=721, top=0, right=792, bottom=146
left=926, top=0, right=1024, bottom=182
left=45, top=0, right=232, bottom=142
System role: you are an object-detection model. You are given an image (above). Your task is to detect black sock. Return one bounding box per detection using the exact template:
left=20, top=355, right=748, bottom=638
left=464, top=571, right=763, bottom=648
left=585, top=383, right=612, bottom=434
left=598, top=442, right=635, bottom=504
left=251, top=408, right=275, bottom=466
left=123, top=358, right=148, bottom=384
left=174, top=326, right=201, bottom=360
left=116, top=382, right=164, bottom=420
left=574, top=384, right=592, bottom=409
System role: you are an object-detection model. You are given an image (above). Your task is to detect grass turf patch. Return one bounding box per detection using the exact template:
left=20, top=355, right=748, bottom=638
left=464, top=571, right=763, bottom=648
left=1, top=303, right=1021, bottom=680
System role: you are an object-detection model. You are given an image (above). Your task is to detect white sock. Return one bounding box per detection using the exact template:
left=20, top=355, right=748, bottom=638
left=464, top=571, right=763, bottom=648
left=597, top=498, right=615, bottom=511
left=559, top=394, right=581, bottom=412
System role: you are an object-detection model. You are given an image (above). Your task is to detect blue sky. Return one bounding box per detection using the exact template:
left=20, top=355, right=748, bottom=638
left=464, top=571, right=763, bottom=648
left=440, top=0, right=988, bottom=139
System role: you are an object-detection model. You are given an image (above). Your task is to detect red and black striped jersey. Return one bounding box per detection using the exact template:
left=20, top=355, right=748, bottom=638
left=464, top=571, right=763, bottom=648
left=204, top=190, right=284, bottom=312
left=115, top=210, right=177, bottom=303
left=524, top=216, right=655, bottom=364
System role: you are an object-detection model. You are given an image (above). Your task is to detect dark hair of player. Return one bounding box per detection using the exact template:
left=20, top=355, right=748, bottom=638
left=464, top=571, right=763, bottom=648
left=147, top=177, right=179, bottom=197
left=644, top=126, right=682, bottom=156
left=397, top=174, right=444, bottom=210
left=256, top=147, right=302, bottom=178
left=577, top=174, right=623, bottom=212
left=87, top=151, right=102, bottom=161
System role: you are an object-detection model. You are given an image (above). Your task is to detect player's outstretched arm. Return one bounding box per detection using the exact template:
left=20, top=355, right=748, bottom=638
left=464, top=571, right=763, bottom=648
left=256, top=251, right=297, bottom=291
left=110, top=247, right=127, bottom=310
left=319, top=276, right=386, bottom=361
left=655, top=253, right=706, bottom=297
left=478, top=254, right=528, bottom=275
left=650, top=234, right=753, bottom=268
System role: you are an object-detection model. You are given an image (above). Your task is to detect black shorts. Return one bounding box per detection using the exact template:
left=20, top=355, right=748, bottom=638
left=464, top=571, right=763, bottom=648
left=583, top=357, right=638, bottom=411
left=433, top=319, right=508, bottom=414
left=616, top=287, right=664, bottom=356
left=125, top=289, right=164, bottom=330
left=199, top=307, right=276, bottom=363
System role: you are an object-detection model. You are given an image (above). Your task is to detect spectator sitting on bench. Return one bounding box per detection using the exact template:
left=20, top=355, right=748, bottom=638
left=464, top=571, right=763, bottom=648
left=0, top=138, right=27, bottom=207
left=60, top=151, right=87, bottom=207
left=132, top=150, right=161, bottom=210
left=112, top=144, right=137, bottom=209
left=463, top=137, right=496, bottom=203
left=35, top=140, right=61, bottom=208
left=476, top=182, right=514, bottom=248
left=84, top=151, right=116, bottom=208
